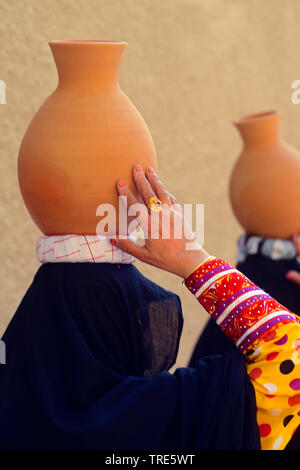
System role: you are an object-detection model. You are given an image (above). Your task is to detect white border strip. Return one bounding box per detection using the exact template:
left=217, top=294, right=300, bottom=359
left=236, top=310, right=291, bottom=347
left=216, top=289, right=267, bottom=325
left=195, top=268, right=236, bottom=298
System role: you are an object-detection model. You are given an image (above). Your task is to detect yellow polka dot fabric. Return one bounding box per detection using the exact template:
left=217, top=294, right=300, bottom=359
left=185, top=258, right=300, bottom=450
left=247, top=322, right=300, bottom=450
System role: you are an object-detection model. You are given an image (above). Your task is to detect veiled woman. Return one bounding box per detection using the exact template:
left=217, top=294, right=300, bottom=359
left=1, top=165, right=299, bottom=450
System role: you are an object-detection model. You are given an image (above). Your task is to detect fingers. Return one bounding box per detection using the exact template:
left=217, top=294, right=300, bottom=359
left=116, top=179, right=137, bottom=207
left=145, top=167, right=171, bottom=206
left=167, top=191, right=178, bottom=206
left=286, top=270, right=300, bottom=286
left=116, top=179, right=149, bottom=233
left=132, top=164, right=156, bottom=207
left=118, top=165, right=178, bottom=210
left=116, top=164, right=180, bottom=221
left=110, top=236, right=148, bottom=261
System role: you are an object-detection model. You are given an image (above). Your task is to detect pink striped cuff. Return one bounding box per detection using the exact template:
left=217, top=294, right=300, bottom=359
left=36, top=235, right=135, bottom=264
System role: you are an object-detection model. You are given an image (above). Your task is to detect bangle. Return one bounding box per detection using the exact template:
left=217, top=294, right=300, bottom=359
left=181, top=255, right=216, bottom=284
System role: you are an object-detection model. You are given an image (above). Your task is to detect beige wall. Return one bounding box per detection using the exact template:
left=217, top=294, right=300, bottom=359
left=1, top=0, right=300, bottom=368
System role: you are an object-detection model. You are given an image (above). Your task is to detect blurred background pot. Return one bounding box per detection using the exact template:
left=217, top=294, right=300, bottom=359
left=18, top=40, right=157, bottom=235
left=229, top=110, right=300, bottom=239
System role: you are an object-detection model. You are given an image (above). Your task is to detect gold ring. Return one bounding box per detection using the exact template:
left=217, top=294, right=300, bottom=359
left=148, top=195, right=162, bottom=212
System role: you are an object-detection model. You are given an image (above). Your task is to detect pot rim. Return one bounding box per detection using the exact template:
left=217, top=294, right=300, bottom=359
left=49, top=40, right=128, bottom=46
left=233, top=110, right=280, bottom=125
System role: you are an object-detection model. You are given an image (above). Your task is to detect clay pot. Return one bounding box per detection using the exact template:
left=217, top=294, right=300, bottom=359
left=229, top=110, right=300, bottom=239
left=18, top=40, right=157, bottom=235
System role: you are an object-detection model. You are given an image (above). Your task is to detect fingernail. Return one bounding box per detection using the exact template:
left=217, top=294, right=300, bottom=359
left=135, top=165, right=143, bottom=173
left=110, top=238, right=117, bottom=245
left=147, top=166, right=155, bottom=174
left=118, top=180, right=126, bottom=188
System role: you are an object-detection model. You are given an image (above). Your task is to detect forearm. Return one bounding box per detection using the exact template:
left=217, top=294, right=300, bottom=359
left=184, top=256, right=300, bottom=450
left=184, top=257, right=297, bottom=352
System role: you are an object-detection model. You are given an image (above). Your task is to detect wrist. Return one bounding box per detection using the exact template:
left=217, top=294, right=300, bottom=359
left=178, top=249, right=212, bottom=279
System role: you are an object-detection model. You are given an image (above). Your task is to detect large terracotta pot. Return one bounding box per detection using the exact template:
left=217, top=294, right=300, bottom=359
left=18, top=40, right=157, bottom=235
left=229, top=110, right=300, bottom=239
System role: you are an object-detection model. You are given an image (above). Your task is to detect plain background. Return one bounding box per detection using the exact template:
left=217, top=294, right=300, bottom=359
left=1, top=0, right=300, bottom=368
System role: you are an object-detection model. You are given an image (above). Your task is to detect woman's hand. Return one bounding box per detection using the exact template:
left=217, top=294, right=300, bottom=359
left=286, top=234, right=300, bottom=285
left=110, top=164, right=210, bottom=279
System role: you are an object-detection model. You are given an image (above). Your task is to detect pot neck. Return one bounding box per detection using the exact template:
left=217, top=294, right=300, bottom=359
left=49, top=40, right=127, bottom=91
left=234, top=111, right=281, bottom=148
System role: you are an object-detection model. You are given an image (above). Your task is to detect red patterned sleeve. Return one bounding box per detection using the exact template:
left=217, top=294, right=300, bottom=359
left=184, top=257, right=299, bottom=355
left=184, top=257, right=300, bottom=450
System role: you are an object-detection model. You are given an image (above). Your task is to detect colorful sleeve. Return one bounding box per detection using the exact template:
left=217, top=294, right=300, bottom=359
left=184, top=257, right=300, bottom=450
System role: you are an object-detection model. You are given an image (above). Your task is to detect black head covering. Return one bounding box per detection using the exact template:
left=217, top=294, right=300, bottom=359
left=0, top=262, right=259, bottom=449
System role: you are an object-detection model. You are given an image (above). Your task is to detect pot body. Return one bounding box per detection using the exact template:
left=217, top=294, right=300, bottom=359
left=229, top=111, right=300, bottom=239
left=18, top=40, right=157, bottom=235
